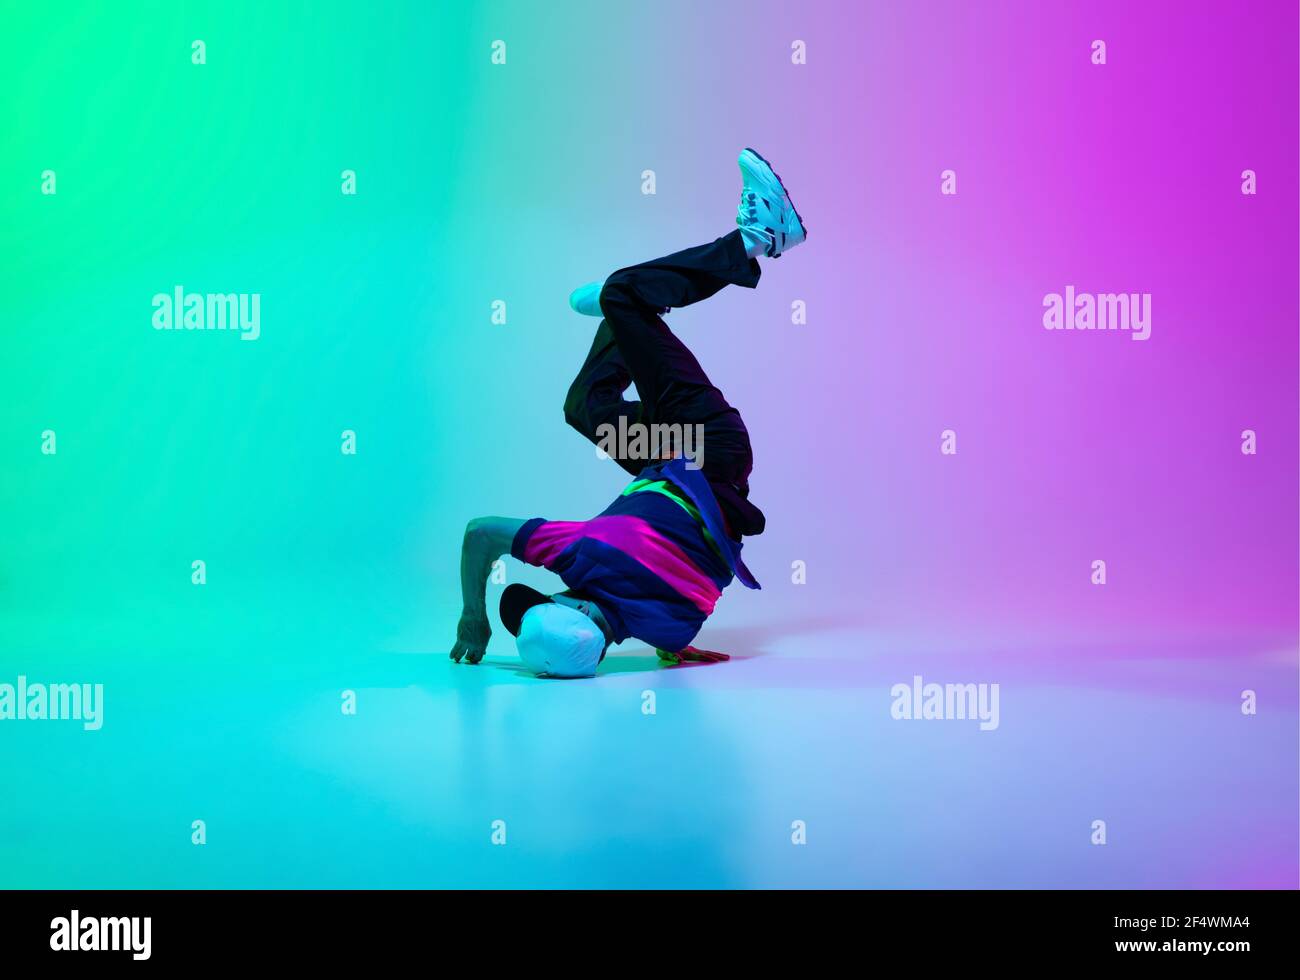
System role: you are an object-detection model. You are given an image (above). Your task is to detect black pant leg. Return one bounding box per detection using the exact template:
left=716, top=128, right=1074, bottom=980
left=563, top=320, right=645, bottom=477
left=600, top=230, right=760, bottom=313
left=596, top=230, right=758, bottom=422
left=592, top=230, right=766, bottom=535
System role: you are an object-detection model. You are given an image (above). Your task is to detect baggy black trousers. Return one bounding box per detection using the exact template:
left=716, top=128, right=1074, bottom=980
left=563, top=229, right=766, bottom=537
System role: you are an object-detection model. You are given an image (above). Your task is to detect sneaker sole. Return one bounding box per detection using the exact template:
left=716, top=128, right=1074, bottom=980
left=740, top=147, right=807, bottom=254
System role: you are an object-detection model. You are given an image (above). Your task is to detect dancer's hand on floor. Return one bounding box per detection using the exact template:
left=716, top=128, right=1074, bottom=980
left=657, top=645, right=730, bottom=665
left=450, top=611, right=491, bottom=664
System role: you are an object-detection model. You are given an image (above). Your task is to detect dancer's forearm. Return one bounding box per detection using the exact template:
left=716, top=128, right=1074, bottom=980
left=450, top=516, right=526, bottom=665
left=459, top=516, right=525, bottom=617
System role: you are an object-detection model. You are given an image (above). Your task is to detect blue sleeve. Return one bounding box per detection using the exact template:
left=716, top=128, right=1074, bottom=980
left=510, top=518, right=548, bottom=561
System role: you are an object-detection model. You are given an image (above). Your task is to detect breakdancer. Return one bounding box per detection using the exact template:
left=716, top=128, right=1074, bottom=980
left=450, top=149, right=806, bottom=677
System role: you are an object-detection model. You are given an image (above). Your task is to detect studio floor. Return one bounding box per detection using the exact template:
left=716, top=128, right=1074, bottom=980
left=4, top=604, right=1296, bottom=889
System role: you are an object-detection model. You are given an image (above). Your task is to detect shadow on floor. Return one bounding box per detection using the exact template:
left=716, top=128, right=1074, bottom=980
left=483, top=611, right=872, bottom=677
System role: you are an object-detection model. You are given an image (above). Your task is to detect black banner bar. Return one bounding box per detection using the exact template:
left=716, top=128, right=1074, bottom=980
left=0, top=888, right=1292, bottom=966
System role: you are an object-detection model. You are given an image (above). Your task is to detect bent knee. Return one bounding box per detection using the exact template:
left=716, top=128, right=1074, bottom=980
left=563, top=379, right=595, bottom=437
left=598, top=272, right=638, bottom=317
left=562, top=384, right=585, bottom=429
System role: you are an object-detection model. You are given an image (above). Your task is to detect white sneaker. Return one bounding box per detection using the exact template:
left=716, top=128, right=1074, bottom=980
left=736, top=147, right=807, bottom=258
left=569, top=280, right=604, bottom=317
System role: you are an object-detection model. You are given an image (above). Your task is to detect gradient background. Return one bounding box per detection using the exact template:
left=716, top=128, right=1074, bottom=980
left=2, top=0, right=1296, bottom=887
